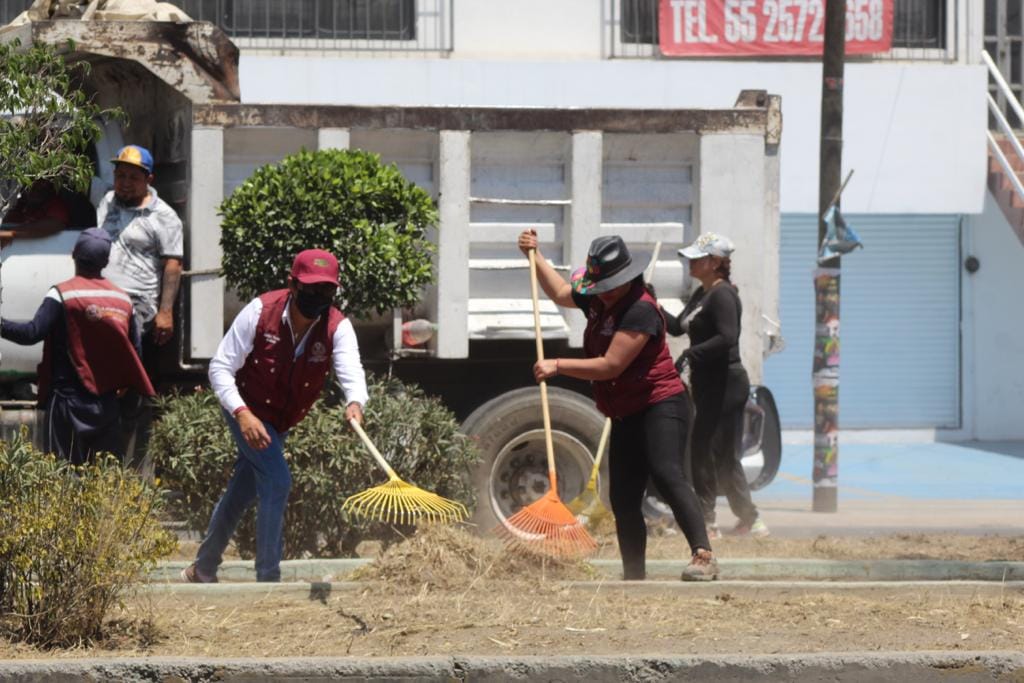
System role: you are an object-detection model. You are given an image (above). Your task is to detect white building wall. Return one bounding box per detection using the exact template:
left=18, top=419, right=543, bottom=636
left=453, top=0, right=601, bottom=60
left=240, top=58, right=987, bottom=217
left=962, top=194, right=1024, bottom=440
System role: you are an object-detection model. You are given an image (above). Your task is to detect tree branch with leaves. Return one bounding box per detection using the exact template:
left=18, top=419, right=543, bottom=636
left=0, top=39, right=119, bottom=219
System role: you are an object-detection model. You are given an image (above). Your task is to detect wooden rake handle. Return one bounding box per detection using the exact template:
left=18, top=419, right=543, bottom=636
left=528, top=249, right=558, bottom=482
left=349, top=418, right=399, bottom=480
left=586, top=417, right=612, bottom=488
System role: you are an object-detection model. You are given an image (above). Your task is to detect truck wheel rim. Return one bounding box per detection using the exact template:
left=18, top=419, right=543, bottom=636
left=488, top=428, right=593, bottom=526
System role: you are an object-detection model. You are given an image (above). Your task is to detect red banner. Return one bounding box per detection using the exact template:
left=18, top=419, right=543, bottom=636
left=658, top=0, right=893, bottom=57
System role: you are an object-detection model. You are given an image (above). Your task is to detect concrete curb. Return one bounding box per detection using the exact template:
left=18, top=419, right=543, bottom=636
left=0, top=652, right=1021, bottom=682
left=139, top=579, right=1024, bottom=599
left=152, top=557, right=1024, bottom=582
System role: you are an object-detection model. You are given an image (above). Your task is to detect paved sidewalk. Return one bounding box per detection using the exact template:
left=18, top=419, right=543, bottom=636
left=725, top=440, right=1024, bottom=536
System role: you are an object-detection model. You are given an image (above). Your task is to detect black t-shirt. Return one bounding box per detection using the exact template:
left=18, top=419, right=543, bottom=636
left=672, top=283, right=742, bottom=368
left=572, top=291, right=662, bottom=338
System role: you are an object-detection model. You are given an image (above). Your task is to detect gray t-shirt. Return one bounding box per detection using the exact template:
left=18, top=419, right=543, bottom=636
left=97, top=188, right=183, bottom=325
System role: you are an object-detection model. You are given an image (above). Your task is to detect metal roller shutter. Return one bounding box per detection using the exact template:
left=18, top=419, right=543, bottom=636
left=764, top=214, right=961, bottom=429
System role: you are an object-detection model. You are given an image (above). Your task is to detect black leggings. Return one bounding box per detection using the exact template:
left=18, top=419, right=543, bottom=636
left=691, top=366, right=758, bottom=526
left=608, top=393, right=711, bottom=580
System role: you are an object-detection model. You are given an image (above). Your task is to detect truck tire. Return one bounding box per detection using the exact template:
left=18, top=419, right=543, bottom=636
left=461, top=386, right=607, bottom=535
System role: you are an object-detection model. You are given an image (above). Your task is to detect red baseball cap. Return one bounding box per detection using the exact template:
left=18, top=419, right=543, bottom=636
left=291, top=249, right=340, bottom=286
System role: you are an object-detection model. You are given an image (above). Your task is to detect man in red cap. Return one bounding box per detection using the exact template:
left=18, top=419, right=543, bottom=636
left=182, top=249, right=368, bottom=583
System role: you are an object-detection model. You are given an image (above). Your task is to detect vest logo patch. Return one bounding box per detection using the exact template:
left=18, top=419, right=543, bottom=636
left=83, top=303, right=129, bottom=323
left=600, top=317, right=616, bottom=336
left=310, top=341, right=328, bottom=363
left=263, top=332, right=280, bottom=346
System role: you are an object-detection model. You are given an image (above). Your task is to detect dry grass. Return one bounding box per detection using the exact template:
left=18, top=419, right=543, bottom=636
left=630, top=531, right=1024, bottom=562
left=4, top=527, right=1024, bottom=659
left=2, top=585, right=1021, bottom=659
left=173, top=531, right=1024, bottom=563
left=350, top=525, right=596, bottom=589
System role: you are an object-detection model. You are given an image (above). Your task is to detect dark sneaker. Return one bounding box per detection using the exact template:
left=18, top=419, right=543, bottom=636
left=731, top=518, right=770, bottom=538
left=680, top=549, right=719, bottom=582
left=180, top=563, right=217, bottom=584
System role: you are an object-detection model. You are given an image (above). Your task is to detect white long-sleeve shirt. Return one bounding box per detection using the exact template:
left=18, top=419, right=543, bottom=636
left=208, top=296, right=369, bottom=417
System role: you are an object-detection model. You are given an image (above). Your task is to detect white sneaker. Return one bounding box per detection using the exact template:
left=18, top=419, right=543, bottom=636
left=731, top=518, right=770, bottom=538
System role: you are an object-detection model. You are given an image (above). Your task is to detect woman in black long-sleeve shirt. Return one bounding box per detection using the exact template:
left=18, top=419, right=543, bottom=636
left=668, top=233, right=768, bottom=539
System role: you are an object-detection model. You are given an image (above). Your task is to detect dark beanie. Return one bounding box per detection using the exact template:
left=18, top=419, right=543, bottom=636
left=72, top=228, right=112, bottom=270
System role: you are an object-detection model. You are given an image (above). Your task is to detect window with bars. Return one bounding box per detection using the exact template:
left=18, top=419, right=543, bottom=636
left=0, top=0, right=417, bottom=41
left=179, top=0, right=416, bottom=40
left=616, top=0, right=947, bottom=50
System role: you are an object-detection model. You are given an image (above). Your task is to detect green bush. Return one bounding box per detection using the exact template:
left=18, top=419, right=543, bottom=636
left=219, top=148, right=438, bottom=319
left=0, top=431, right=176, bottom=647
left=149, top=376, right=479, bottom=558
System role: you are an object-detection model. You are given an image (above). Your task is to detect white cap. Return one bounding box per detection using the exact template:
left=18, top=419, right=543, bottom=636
left=678, top=232, right=735, bottom=259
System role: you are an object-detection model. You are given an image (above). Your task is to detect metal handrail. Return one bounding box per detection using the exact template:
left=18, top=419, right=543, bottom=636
left=983, top=50, right=1024, bottom=130
left=987, top=94, right=1024, bottom=162
left=983, top=49, right=1024, bottom=204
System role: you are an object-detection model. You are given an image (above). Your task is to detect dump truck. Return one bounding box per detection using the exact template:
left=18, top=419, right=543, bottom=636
left=0, top=19, right=783, bottom=531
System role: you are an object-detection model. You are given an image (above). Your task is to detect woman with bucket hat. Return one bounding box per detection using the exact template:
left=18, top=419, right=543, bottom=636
left=517, top=229, right=717, bottom=581
left=670, top=233, right=768, bottom=539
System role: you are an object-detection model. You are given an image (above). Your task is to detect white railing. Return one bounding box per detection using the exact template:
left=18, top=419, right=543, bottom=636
left=983, top=49, right=1024, bottom=202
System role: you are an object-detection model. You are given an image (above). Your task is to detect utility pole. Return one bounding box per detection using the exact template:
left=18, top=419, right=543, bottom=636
left=813, top=0, right=846, bottom=513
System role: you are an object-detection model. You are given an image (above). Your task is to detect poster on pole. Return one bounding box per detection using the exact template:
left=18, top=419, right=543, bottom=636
left=812, top=267, right=840, bottom=489
left=658, top=0, right=894, bottom=57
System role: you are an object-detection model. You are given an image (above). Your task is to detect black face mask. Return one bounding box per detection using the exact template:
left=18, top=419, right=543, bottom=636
left=294, top=288, right=333, bottom=319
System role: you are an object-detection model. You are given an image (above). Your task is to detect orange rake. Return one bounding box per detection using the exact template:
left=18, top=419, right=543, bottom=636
left=495, top=249, right=598, bottom=560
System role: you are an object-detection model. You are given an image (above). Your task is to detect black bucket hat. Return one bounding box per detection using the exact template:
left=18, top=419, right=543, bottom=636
left=572, top=235, right=649, bottom=295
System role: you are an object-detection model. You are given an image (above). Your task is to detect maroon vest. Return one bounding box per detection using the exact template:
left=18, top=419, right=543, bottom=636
left=235, top=289, right=343, bottom=433
left=38, top=276, right=155, bottom=403
left=584, top=282, right=684, bottom=418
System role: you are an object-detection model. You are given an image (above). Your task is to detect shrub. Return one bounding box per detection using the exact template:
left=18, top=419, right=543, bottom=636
left=0, top=431, right=176, bottom=647
left=218, top=148, right=438, bottom=320
left=150, top=376, right=479, bottom=558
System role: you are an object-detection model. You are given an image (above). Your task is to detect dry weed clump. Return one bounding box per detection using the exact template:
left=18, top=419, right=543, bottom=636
left=351, top=525, right=596, bottom=589
left=0, top=432, right=176, bottom=648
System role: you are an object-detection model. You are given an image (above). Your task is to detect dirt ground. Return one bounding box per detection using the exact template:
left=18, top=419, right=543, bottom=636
left=173, top=527, right=1024, bottom=563
left=3, top=527, right=1023, bottom=659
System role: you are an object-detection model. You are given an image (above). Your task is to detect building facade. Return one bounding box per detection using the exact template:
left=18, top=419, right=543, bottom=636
left=2, top=0, right=1020, bottom=440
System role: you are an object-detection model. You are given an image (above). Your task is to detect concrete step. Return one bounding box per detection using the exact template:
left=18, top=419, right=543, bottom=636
left=153, top=557, right=1024, bottom=583
left=986, top=149, right=1024, bottom=245
left=2, top=651, right=1022, bottom=682
left=144, top=578, right=1024, bottom=600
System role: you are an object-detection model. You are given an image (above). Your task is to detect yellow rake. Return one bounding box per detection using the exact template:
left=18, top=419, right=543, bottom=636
left=567, top=416, right=612, bottom=528
left=342, top=418, right=468, bottom=525
left=495, top=249, right=598, bottom=560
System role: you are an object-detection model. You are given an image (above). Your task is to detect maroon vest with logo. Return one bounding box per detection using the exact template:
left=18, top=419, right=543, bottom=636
left=38, top=276, right=155, bottom=403
left=584, top=282, right=684, bottom=418
left=235, top=289, right=343, bottom=433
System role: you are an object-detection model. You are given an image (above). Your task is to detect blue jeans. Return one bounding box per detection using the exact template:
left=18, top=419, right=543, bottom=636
left=195, top=410, right=292, bottom=582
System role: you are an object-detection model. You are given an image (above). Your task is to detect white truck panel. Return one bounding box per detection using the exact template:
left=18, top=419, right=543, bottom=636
left=0, top=232, right=78, bottom=377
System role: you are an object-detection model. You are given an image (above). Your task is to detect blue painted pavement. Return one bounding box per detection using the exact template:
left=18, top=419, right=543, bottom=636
left=759, top=441, right=1024, bottom=501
